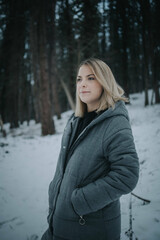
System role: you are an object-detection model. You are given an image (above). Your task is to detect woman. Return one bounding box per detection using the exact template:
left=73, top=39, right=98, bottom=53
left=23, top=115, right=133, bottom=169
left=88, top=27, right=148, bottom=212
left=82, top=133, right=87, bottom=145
left=41, top=58, right=139, bottom=240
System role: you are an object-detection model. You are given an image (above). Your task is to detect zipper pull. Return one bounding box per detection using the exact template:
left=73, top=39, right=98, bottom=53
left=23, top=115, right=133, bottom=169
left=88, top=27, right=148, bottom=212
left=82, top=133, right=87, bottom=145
left=79, top=215, right=85, bottom=225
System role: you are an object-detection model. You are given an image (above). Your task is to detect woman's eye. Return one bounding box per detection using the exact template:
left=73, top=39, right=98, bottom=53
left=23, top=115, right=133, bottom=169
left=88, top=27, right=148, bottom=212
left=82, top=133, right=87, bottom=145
left=77, top=78, right=81, bottom=82
left=88, top=77, right=95, bottom=80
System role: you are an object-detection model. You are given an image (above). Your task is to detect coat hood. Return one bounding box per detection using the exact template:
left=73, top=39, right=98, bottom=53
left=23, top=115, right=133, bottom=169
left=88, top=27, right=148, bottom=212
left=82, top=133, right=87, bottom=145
left=72, top=100, right=129, bottom=130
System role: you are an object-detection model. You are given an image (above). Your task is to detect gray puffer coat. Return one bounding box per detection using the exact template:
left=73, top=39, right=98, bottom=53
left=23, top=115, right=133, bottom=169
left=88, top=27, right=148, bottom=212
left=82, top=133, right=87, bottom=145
left=42, top=101, right=139, bottom=240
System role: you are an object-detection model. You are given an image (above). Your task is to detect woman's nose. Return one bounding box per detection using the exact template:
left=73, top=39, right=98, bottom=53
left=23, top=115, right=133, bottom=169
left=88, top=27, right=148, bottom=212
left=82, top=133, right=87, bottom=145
left=81, top=79, right=87, bottom=87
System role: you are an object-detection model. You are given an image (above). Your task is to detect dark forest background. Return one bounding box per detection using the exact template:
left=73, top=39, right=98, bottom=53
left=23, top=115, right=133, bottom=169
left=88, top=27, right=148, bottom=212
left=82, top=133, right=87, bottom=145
left=0, top=0, right=159, bottom=135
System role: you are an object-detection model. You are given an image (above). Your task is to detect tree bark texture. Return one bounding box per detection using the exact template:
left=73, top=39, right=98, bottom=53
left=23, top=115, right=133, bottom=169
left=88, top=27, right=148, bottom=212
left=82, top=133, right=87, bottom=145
left=30, top=8, right=41, bottom=123
left=38, top=0, right=55, bottom=135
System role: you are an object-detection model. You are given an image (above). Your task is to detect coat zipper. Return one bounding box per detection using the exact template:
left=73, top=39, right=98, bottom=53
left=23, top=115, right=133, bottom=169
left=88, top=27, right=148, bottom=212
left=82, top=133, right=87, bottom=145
left=67, top=126, right=88, bottom=161
left=79, top=215, right=86, bottom=225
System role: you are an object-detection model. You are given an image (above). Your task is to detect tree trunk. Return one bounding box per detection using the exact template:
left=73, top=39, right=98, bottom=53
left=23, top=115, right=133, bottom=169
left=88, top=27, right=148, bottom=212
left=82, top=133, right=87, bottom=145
left=152, top=0, right=160, bottom=103
left=48, top=0, right=61, bottom=119
left=30, top=12, right=41, bottom=123
left=60, top=78, right=75, bottom=111
left=101, top=0, right=107, bottom=59
left=38, top=0, right=55, bottom=135
left=54, top=67, right=75, bottom=111
left=6, top=0, right=26, bottom=128
left=119, top=1, right=130, bottom=97
left=50, top=58, right=62, bottom=119
left=153, top=51, right=160, bottom=103
left=139, top=0, right=150, bottom=106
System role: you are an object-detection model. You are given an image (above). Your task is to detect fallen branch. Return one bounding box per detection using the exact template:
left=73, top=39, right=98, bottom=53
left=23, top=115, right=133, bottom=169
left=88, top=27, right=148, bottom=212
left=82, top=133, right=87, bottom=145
left=131, top=192, right=151, bottom=204
left=0, top=217, right=19, bottom=228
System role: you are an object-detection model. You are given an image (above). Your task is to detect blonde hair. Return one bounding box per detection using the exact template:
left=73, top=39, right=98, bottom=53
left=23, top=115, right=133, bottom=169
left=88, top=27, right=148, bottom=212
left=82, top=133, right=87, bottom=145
left=75, top=58, right=128, bottom=117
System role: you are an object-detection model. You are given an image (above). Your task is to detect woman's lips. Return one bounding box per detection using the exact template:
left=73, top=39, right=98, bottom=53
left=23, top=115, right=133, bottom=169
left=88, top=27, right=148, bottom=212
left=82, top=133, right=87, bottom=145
left=80, top=91, right=90, bottom=93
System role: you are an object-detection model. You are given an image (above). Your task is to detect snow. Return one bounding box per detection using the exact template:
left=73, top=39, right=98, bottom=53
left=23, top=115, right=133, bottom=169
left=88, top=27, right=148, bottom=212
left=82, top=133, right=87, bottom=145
left=120, top=92, right=160, bottom=240
left=0, top=92, right=160, bottom=240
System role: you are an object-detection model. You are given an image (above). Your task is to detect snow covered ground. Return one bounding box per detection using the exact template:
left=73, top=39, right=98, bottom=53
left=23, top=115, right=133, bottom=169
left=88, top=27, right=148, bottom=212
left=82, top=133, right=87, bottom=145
left=0, top=92, right=160, bottom=240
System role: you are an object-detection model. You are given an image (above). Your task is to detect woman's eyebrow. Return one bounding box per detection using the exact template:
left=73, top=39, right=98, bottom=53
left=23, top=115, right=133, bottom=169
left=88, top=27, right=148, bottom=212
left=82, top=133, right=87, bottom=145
left=87, top=74, right=95, bottom=77
left=77, top=74, right=94, bottom=78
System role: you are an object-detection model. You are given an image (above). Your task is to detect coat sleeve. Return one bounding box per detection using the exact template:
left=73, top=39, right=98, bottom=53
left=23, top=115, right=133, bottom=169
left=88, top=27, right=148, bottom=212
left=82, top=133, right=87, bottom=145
left=71, top=118, right=139, bottom=216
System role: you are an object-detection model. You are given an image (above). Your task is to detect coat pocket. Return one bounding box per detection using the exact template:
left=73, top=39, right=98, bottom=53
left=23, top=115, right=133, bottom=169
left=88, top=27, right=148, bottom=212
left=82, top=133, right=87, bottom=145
left=102, top=199, right=120, bottom=220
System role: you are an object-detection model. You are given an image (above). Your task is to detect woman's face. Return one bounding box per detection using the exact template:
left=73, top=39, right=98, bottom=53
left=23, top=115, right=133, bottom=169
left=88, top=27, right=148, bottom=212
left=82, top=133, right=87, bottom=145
left=77, top=65, right=103, bottom=112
